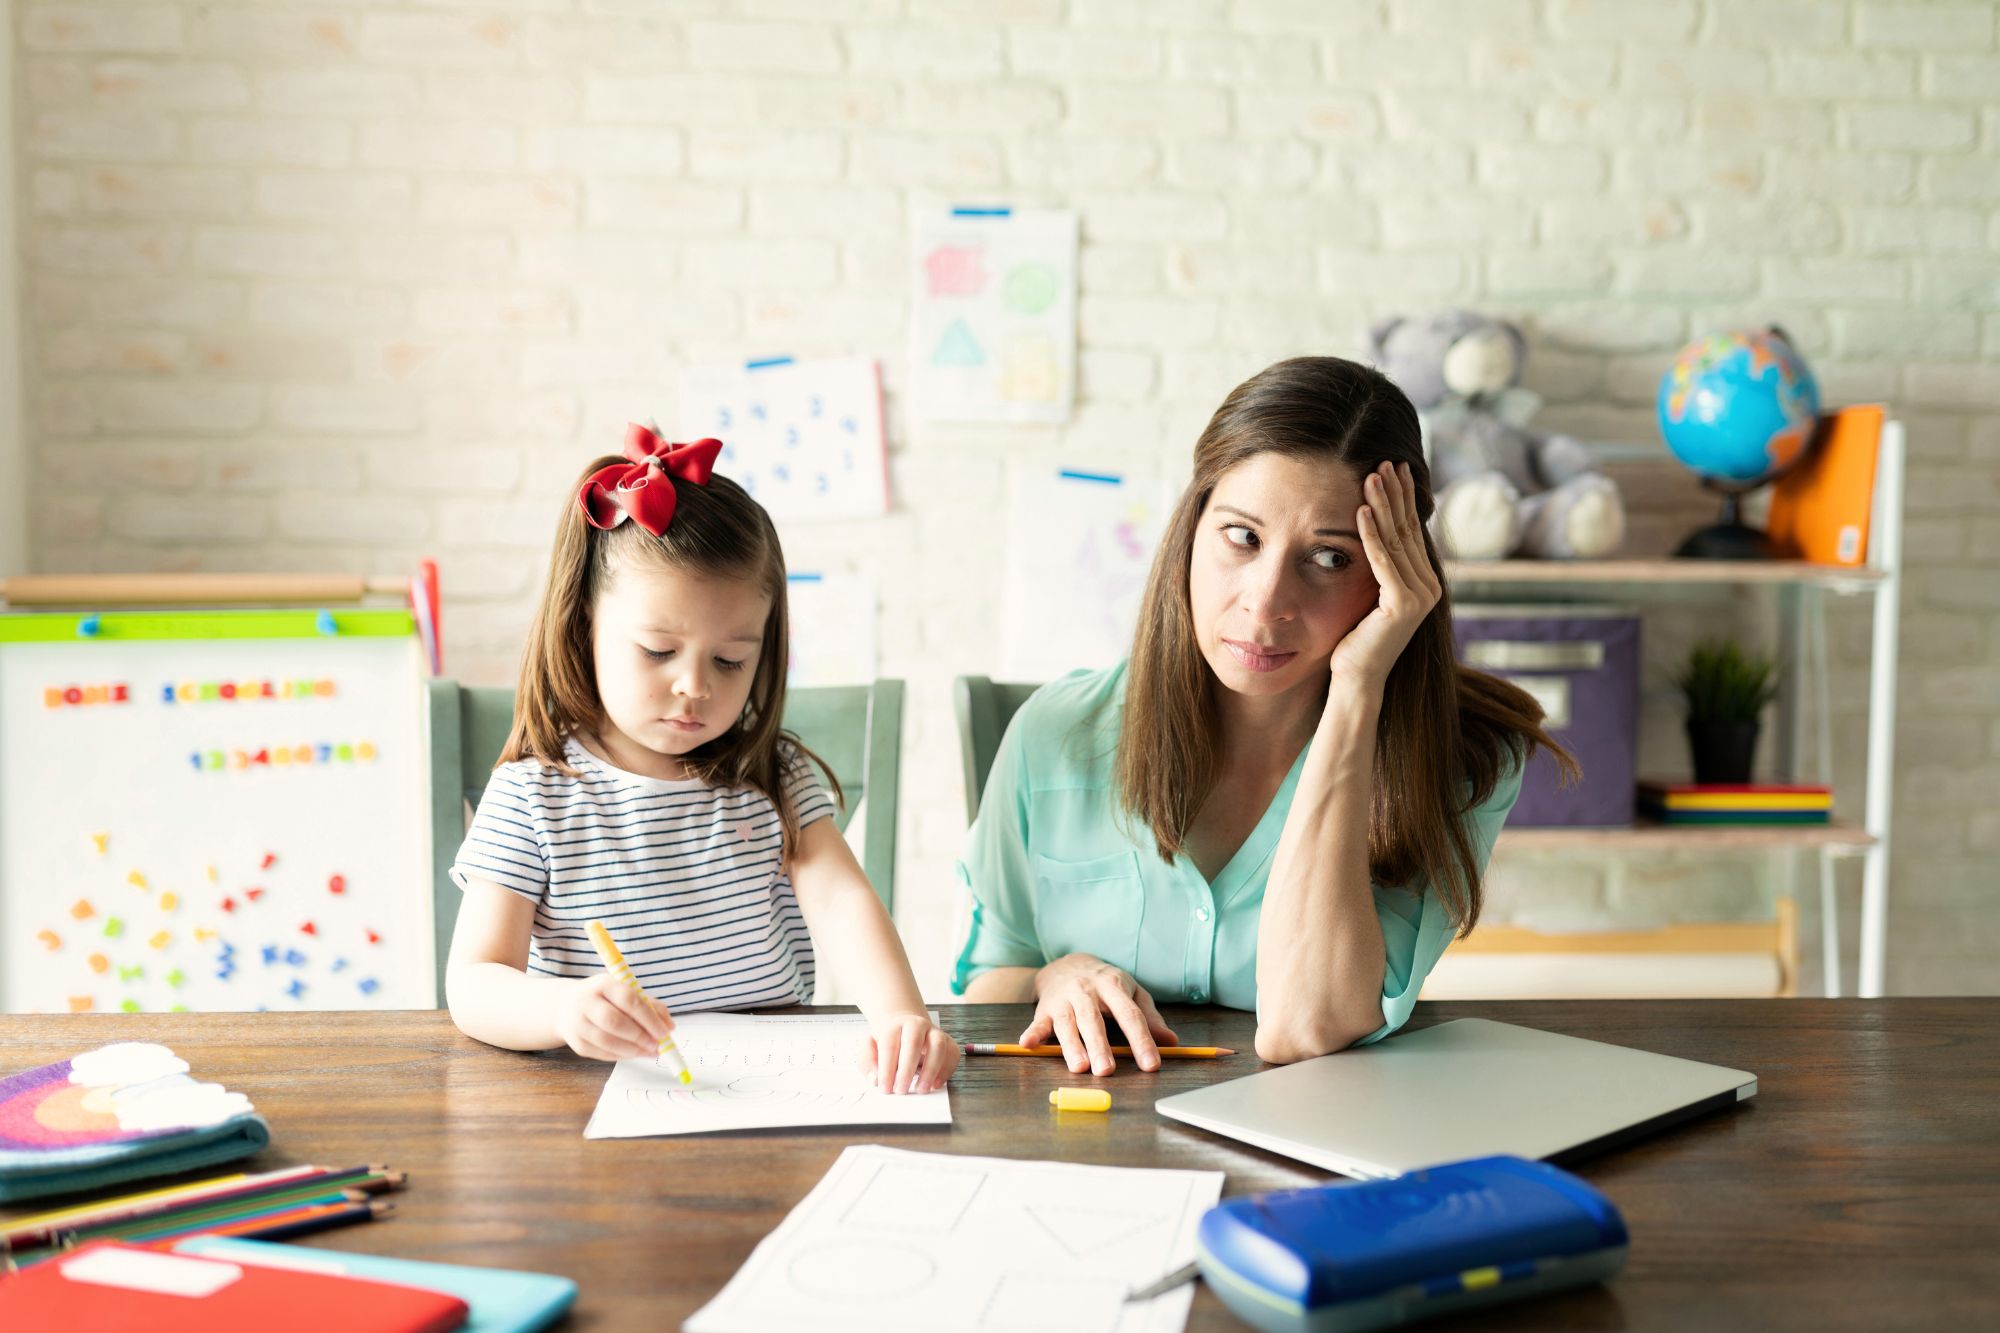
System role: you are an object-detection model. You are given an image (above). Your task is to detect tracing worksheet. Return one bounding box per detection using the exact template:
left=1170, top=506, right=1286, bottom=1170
left=582, top=1013, right=953, bottom=1139
left=687, top=1145, right=1222, bottom=1333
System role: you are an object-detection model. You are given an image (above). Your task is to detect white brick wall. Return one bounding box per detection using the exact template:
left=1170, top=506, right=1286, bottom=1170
left=11, top=0, right=1999, bottom=1000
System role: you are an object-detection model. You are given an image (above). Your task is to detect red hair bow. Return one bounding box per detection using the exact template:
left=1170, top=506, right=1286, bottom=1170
left=577, top=425, right=724, bottom=536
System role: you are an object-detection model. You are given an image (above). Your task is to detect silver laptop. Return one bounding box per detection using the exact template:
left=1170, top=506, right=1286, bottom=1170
left=1154, top=1018, right=1756, bottom=1179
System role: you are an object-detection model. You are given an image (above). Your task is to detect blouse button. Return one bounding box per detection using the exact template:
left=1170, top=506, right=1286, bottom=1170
left=1195, top=906, right=1210, bottom=922
left=1191, top=988, right=1208, bottom=1002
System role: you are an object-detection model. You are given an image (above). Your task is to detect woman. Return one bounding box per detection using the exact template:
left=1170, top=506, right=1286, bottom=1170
left=952, top=356, right=1571, bottom=1071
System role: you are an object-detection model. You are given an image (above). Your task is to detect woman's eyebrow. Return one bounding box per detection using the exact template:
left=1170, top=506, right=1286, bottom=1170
left=1215, top=503, right=1358, bottom=540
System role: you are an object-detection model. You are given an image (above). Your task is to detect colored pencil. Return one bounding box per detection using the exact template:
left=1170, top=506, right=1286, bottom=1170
left=963, top=1044, right=1236, bottom=1058
left=1, top=1164, right=393, bottom=1251
left=49, top=1172, right=403, bottom=1249
left=189, top=1198, right=393, bottom=1244
left=0, top=1163, right=326, bottom=1249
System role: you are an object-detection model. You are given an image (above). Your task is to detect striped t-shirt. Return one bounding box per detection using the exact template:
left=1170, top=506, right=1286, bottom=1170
left=449, top=736, right=836, bottom=1012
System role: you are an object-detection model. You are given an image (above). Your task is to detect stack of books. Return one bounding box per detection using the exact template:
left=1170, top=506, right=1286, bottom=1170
left=1637, top=780, right=1832, bottom=825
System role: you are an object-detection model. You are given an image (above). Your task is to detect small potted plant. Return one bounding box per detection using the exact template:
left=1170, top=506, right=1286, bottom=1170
left=1673, top=638, right=1779, bottom=785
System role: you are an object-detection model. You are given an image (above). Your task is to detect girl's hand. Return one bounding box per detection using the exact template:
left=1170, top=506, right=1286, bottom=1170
left=552, top=974, right=675, bottom=1062
left=862, top=1012, right=960, bottom=1094
left=1329, top=461, right=1443, bottom=701
left=1020, top=953, right=1180, bottom=1076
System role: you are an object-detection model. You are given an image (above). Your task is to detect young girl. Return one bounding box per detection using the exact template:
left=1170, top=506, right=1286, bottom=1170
left=447, top=425, right=958, bottom=1095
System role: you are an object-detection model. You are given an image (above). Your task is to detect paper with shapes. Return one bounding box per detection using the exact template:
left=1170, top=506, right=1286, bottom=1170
left=1001, top=466, right=1177, bottom=680
left=911, top=208, right=1077, bottom=423
left=785, top=570, right=878, bottom=688
left=677, top=356, right=890, bottom=522
left=685, top=1144, right=1223, bottom=1333
left=582, top=1013, right=951, bottom=1139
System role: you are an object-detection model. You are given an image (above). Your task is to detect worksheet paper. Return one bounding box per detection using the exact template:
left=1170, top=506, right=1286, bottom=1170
left=582, top=1013, right=952, bottom=1139
left=686, top=1145, right=1221, bottom=1333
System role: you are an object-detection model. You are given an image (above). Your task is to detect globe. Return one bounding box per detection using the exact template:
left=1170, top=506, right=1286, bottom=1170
left=1658, top=328, right=1821, bottom=490
left=1657, top=328, right=1822, bottom=558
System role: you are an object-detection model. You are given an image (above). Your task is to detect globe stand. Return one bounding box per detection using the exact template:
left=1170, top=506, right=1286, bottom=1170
left=1674, top=485, right=1777, bottom=560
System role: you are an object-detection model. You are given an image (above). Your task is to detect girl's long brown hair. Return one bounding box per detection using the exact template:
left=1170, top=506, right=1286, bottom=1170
left=1117, top=356, right=1574, bottom=936
left=502, top=454, right=839, bottom=864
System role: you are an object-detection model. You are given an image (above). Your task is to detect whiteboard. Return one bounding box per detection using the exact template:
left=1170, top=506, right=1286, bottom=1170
left=0, top=612, right=433, bottom=1014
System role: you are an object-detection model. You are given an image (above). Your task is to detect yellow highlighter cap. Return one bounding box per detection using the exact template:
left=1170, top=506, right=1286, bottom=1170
left=1049, top=1087, right=1111, bottom=1113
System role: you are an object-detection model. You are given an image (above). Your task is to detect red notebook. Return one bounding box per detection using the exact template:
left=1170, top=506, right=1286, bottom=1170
left=0, top=1241, right=468, bottom=1332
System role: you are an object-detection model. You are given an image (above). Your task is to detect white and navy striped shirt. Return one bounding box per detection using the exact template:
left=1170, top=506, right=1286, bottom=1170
left=450, top=736, right=836, bottom=1012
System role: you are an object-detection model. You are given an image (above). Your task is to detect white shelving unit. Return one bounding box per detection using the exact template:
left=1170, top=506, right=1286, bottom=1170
left=1444, top=420, right=1905, bottom=999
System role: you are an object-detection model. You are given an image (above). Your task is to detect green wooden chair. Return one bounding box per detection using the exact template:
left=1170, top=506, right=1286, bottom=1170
left=426, top=679, right=905, bottom=1005
left=952, top=676, right=1043, bottom=823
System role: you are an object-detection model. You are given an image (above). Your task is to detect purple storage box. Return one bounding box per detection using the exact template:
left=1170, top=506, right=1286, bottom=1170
left=1453, top=604, right=1640, bottom=827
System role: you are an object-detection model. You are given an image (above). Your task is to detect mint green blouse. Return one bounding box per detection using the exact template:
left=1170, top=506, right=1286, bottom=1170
left=950, top=661, right=1524, bottom=1045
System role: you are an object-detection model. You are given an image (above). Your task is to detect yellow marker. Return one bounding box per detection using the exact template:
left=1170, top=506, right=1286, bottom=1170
left=1050, top=1087, right=1112, bottom=1113
left=584, top=919, right=692, bottom=1085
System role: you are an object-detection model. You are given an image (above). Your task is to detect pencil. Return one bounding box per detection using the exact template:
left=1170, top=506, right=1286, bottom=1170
left=586, top=918, right=692, bottom=1085
left=198, top=1198, right=392, bottom=1243
left=1, top=1163, right=328, bottom=1249
left=963, top=1044, right=1237, bottom=1058
left=3, top=1165, right=398, bottom=1251
left=55, top=1172, right=403, bottom=1248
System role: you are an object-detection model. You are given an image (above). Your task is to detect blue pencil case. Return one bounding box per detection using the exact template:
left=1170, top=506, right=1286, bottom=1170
left=0, top=1043, right=270, bottom=1202
left=1196, top=1155, right=1628, bottom=1333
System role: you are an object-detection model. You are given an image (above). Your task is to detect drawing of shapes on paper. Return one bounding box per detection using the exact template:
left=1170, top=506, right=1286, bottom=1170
left=981, top=1274, right=1129, bottom=1332
left=1000, top=467, right=1176, bottom=680
left=677, top=356, right=889, bottom=521
left=788, top=1242, right=937, bottom=1301
left=684, top=1147, right=1220, bottom=1333
left=840, top=1161, right=985, bottom=1235
left=1024, top=1205, right=1171, bottom=1259
left=786, top=570, right=878, bottom=688
left=911, top=208, right=1076, bottom=423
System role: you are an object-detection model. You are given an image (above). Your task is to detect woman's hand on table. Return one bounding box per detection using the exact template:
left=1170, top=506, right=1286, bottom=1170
left=1020, top=953, right=1181, bottom=1075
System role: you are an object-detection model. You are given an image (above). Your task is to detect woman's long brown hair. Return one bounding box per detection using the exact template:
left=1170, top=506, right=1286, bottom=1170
left=501, top=455, right=839, bottom=864
left=1116, top=356, right=1574, bottom=936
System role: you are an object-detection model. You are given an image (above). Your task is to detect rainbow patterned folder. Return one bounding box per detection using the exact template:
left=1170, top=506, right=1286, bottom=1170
left=0, top=1043, right=269, bottom=1202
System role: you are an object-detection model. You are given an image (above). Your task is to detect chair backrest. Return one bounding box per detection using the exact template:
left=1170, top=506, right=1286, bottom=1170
left=953, top=676, right=1043, bottom=823
left=426, top=678, right=905, bottom=1004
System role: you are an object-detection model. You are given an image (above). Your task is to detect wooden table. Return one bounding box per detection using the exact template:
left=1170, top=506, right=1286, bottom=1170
left=4, top=1000, right=1996, bottom=1330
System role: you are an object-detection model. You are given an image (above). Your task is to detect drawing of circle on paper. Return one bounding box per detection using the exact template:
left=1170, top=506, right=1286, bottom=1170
left=787, top=1241, right=935, bottom=1299
left=1002, top=262, right=1058, bottom=315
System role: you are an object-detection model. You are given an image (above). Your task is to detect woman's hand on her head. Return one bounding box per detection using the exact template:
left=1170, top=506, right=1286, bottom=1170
left=861, top=1011, right=961, bottom=1095
left=1330, top=460, right=1444, bottom=701
left=552, top=974, right=676, bottom=1062
left=1021, top=953, right=1181, bottom=1076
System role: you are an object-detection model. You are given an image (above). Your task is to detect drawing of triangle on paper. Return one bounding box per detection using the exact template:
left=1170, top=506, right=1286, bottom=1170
left=931, top=317, right=985, bottom=367
left=1024, top=1204, right=1168, bottom=1257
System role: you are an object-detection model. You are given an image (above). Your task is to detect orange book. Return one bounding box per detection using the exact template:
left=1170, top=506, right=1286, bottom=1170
left=1765, top=404, right=1884, bottom=567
